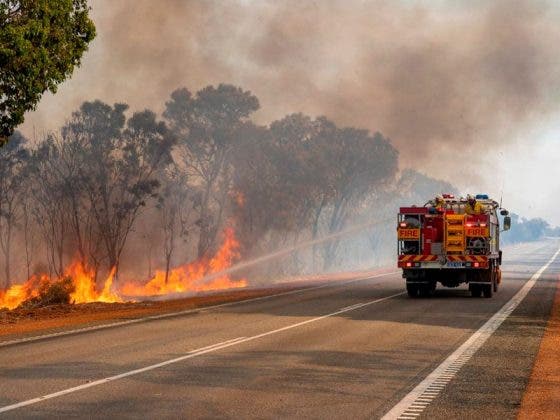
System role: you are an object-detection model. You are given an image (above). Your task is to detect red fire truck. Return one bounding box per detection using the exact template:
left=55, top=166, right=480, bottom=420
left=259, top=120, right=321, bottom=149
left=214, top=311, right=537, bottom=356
left=397, top=194, right=511, bottom=298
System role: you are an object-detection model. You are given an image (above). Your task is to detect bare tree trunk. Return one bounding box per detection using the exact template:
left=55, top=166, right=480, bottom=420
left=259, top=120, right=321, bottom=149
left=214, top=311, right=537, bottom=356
left=163, top=224, right=174, bottom=284
left=70, top=195, right=87, bottom=269
left=148, top=245, right=153, bottom=279
left=312, top=196, right=327, bottom=271
left=323, top=196, right=350, bottom=270
left=5, top=221, right=11, bottom=287
left=197, top=180, right=213, bottom=258
left=0, top=219, right=9, bottom=288
left=23, top=205, right=33, bottom=279
left=57, top=222, right=65, bottom=276
left=164, top=254, right=172, bottom=284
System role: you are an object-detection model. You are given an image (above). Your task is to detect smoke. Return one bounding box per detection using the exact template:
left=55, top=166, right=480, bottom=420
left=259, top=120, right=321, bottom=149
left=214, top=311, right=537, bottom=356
left=21, top=0, right=560, bottom=170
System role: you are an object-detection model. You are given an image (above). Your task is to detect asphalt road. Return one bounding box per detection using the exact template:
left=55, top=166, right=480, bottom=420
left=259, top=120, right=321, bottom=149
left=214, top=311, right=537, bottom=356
left=1, top=240, right=559, bottom=419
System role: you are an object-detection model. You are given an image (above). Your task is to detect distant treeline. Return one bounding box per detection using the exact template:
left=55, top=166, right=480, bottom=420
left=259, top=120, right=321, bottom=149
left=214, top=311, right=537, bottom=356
left=501, top=214, right=560, bottom=244
left=0, top=83, right=528, bottom=288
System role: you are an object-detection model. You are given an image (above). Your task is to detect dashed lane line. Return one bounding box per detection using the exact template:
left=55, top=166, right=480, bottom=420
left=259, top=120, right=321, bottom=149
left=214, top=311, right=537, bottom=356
left=0, top=291, right=404, bottom=414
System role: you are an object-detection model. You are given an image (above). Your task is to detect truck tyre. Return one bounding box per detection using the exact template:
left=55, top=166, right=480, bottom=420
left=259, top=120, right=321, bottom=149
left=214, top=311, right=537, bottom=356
left=406, top=283, right=419, bottom=297
left=483, top=283, right=493, bottom=298
left=471, top=285, right=482, bottom=298
left=419, top=282, right=436, bottom=297
left=492, top=268, right=499, bottom=293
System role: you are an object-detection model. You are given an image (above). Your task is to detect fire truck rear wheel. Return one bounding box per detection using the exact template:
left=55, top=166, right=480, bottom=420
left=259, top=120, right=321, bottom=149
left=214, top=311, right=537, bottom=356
left=419, top=282, right=436, bottom=297
left=483, top=283, right=493, bottom=298
left=406, top=283, right=419, bottom=297
left=471, top=285, right=482, bottom=298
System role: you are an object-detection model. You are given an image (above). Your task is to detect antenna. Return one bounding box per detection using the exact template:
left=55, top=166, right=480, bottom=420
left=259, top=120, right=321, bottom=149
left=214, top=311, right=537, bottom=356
left=499, top=177, right=504, bottom=208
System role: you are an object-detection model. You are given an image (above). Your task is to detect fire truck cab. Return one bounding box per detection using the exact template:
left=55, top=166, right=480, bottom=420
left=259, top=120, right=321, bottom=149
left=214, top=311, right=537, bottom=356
left=397, top=194, right=511, bottom=298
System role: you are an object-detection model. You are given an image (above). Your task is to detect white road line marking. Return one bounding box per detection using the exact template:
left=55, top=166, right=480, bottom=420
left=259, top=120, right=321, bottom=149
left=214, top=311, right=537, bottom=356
left=0, top=291, right=405, bottom=413
left=339, top=302, right=366, bottom=311
left=0, top=271, right=398, bottom=348
left=381, top=247, right=560, bottom=420
left=186, top=337, right=246, bottom=353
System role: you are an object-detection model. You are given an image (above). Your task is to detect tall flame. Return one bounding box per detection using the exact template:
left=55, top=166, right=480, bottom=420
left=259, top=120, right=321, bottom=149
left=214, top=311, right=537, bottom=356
left=0, top=227, right=247, bottom=310
left=121, top=227, right=247, bottom=296
left=66, top=261, right=121, bottom=304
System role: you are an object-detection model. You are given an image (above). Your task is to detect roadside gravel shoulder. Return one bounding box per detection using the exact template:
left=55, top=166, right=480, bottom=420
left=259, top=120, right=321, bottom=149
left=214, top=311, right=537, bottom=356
left=518, top=274, right=560, bottom=419
left=0, top=287, right=295, bottom=341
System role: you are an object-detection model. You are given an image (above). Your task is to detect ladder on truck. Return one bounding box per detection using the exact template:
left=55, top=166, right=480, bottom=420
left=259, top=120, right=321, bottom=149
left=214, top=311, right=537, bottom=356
left=445, top=214, right=465, bottom=254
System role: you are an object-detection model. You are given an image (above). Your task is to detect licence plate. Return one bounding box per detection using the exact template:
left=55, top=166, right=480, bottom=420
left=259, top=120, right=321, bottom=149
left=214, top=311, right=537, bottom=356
left=446, top=262, right=463, bottom=268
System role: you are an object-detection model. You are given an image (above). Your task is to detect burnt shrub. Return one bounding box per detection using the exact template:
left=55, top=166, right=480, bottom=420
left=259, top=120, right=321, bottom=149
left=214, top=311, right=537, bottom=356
left=19, top=277, right=75, bottom=308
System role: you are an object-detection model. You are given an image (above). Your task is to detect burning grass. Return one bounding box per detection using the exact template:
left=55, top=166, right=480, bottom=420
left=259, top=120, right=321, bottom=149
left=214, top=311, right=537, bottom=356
left=121, top=227, right=247, bottom=297
left=0, top=228, right=247, bottom=311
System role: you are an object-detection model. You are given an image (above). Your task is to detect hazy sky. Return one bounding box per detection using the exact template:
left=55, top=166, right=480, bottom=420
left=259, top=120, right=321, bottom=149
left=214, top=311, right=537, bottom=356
left=20, top=0, right=560, bottom=225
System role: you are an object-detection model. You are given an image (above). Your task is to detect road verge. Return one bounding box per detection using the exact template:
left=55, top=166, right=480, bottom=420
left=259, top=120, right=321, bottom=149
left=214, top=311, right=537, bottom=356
left=518, top=273, right=560, bottom=419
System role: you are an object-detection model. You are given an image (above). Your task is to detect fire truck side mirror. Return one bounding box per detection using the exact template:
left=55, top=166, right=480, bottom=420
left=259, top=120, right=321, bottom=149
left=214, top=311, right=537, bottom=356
left=500, top=209, right=509, bottom=216
left=503, top=216, right=511, bottom=231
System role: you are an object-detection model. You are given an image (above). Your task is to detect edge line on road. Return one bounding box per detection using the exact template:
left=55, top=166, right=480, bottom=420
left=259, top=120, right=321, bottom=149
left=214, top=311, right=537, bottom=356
left=0, top=271, right=398, bottom=349
left=0, top=290, right=405, bottom=414
left=381, top=247, right=560, bottom=420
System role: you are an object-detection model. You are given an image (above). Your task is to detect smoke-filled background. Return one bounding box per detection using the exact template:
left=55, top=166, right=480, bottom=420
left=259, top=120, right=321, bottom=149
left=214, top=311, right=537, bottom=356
left=20, top=0, right=560, bottom=225
left=2, top=0, right=560, bottom=310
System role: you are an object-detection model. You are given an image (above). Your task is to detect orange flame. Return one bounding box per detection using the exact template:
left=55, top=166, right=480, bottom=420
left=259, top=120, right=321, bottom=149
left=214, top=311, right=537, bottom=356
left=0, top=276, right=42, bottom=310
left=121, top=227, right=247, bottom=296
left=0, top=262, right=120, bottom=310
left=66, top=261, right=121, bottom=304
left=0, top=227, right=247, bottom=310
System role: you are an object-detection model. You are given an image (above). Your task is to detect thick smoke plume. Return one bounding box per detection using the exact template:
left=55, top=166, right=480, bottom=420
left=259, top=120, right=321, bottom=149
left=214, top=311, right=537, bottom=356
left=22, top=0, right=560, bottom=169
